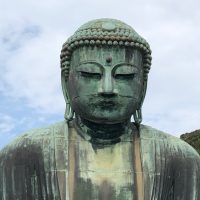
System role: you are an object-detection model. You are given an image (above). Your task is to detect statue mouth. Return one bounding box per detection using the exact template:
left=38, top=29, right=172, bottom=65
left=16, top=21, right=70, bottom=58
left=87, top=96, right=120, bottom=109
left=74, top=94, right=137, bottom=109
left=97, top=100, right=117, bottom=108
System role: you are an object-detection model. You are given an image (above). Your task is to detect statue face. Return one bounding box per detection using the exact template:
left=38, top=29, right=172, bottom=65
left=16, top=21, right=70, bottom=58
left=67, top=46, right=144, bottom=124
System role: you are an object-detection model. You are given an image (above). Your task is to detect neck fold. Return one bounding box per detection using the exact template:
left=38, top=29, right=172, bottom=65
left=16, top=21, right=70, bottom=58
left=73, top=116, right=134, bottom=145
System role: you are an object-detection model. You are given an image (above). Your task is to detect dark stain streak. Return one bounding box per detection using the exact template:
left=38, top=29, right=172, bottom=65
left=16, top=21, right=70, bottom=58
left=0, top=141, right=48, bottom=200
left=125, top=47, right=134, bottom=63
left=99, top=180, right=116, bottom=200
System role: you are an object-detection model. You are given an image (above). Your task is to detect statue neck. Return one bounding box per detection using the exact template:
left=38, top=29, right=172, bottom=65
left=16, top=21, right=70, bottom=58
left=73, top=116, right=134, bottom=145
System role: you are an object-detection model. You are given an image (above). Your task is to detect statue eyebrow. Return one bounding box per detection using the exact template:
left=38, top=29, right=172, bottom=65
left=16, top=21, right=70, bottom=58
left=78, top=61, right=103, bottom=68
left=111, top=62, right=138, bottom=74
left=113, top=62, right=138, bottom=69
left=77, top=61, right=138, bottom=73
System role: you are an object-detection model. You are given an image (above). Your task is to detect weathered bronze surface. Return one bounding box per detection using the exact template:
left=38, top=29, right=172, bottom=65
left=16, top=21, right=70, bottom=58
left=0, top=18, right=200, bottom=200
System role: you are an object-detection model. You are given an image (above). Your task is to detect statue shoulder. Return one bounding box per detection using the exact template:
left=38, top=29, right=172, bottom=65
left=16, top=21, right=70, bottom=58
left=0, top=121, right=68, bottom=199
left=0, top=121, right=68, bottom=162
left=140, top=124, right=178, bottom=140
left=140, top=124, right=200, bottom=159
left=140, top=125, right=200, bottom=198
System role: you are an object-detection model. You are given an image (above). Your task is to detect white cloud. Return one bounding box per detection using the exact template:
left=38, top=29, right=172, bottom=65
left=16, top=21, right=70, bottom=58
left=0, top=114, right=15, bottom=133
left=1, top=32, right=65, bottom=113
left=0, top=0, right=200, bottom=138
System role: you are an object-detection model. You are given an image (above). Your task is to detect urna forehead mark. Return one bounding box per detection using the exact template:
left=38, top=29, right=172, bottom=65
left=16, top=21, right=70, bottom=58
left=106, top=56, right=112, bottom=64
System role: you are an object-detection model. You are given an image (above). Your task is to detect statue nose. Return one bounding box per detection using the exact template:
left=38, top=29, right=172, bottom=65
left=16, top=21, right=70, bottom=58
left=98, top=73, right=118, bottom=96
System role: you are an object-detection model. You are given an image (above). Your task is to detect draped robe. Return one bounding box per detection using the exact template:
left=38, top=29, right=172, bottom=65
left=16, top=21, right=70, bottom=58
left=0, top=121, right=200, bottom=200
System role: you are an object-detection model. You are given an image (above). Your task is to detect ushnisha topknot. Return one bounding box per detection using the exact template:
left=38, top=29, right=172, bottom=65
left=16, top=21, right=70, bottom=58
left=60, top=18, right=152, bottom=81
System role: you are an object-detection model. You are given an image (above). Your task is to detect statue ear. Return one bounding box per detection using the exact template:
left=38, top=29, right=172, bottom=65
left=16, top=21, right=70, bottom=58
left=133, top=78, right=147, bottom=126
left=61, top=68, right=69, bottom=103
left=61, top=69, right=74, bottom=121
left=140, top=79, right=148, bottom=109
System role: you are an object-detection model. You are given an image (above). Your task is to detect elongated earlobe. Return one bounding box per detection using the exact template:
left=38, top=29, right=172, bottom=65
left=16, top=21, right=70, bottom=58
left=61, top=68, right=74, bottom=121
left=133, top=108, right=142, bottom=126
left=64, top=102, right=74, bottom=121
left=133, top=76, right=147, bottom=126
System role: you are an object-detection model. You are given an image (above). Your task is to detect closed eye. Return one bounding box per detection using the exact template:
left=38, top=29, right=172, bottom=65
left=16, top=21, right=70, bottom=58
left=79, top=71, right=102, bottom=79
left=114, top=73, right=135, bottom=80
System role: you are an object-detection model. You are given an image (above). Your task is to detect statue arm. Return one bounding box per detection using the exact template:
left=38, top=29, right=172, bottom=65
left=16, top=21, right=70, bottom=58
left=0, top=136, right=28, bottom=199
left=0, top=122, right=67, bottom=200
left=173, top=142, right=200, bottom=199
left=0, top=134, right=47, bottom=200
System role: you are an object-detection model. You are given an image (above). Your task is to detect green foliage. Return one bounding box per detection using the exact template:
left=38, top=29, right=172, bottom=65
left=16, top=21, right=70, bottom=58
left=181, top=130, right=200, bottom=155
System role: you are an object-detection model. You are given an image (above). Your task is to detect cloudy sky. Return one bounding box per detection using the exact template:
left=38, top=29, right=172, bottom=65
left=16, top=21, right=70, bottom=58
left=0, top=0, right=200, bottom=149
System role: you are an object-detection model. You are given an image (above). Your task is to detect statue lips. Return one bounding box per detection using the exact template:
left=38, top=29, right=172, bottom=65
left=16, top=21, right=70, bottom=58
left=74, top=94, right=136, bottom=111
left=88, top=99, right=118, bottom=109
left=83, top=95, right=117, bottom=109
left=98, top=100, right=117, bottom=109
left=94, top=95, right=137, bottom=110
left=87, top=94, right=135, bottom=105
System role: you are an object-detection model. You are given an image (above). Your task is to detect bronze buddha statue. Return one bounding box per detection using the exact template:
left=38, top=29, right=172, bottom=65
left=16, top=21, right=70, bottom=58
left=0, top=18, right=200, bottom=200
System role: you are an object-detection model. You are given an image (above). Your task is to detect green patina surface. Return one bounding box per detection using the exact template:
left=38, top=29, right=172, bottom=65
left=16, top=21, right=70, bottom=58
left=0, top=18, right=200, bottom=200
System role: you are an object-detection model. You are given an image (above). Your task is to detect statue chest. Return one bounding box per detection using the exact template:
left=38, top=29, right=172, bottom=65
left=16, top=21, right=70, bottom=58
left=67, top=128, right=136, bottom=200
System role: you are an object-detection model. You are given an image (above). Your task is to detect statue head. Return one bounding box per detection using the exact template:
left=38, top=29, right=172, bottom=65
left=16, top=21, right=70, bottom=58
left=60, top=19, right=152, bottom=125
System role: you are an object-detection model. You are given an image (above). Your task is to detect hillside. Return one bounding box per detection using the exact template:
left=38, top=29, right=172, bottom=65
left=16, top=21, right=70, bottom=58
left=181, top=130, right=200, bottom=155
